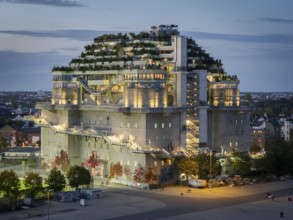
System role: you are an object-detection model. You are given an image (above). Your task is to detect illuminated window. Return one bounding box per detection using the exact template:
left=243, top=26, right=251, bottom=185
left=162, top=161, right=165, bottom=166
left=169, top=123, right=172, bottom=128
left=127, top=160, right=130, bottom=166
left=154, top=123, right=158, bottom=129
left=162, top=123, right=165, bottom=128
left=229, top=142, right=232, bottom=147
left=127, top=122, right=130, bottom=128
left=134, top=161, right=137, bottom=166
left=134, top=123, right=138, bottom=128
left=154, top=161, right=157, bottom=167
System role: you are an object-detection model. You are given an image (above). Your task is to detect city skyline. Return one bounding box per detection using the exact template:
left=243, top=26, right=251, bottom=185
left=0, top=0, right=293, bottom=92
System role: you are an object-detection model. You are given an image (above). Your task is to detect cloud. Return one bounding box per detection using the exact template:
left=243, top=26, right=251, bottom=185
left=260, top=17, right=293, bottom=24
left=183, top=31, right=293, bottom=45
left=0, top=0, right=83, bottom=7
left=0, top=32, right=88, bottom=55
left=0, top=30, right=113, bottom=41
left=2, top=29, right=293, bottom=46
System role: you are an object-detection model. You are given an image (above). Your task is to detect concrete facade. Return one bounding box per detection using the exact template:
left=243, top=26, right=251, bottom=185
left=38, top=25, right=252, bottom=184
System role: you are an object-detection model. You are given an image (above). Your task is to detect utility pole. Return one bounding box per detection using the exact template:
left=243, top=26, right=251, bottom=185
left=209, top=149, right=212, bottom=190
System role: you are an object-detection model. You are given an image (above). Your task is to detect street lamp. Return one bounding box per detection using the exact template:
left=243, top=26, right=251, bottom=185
left=44, top=189, right=53, bottom=220
left=208, top=149, right=215, bottom=190
left=209, top=149, right=212, bottom=190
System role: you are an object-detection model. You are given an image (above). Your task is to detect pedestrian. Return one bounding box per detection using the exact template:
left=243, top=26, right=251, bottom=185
left=280, top=211, right=284, bottom=218
left=266, top=192, right=270, bottom=198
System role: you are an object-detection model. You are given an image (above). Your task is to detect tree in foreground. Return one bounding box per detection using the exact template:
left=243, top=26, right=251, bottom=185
left=176, top=157, right=199, bottom=182
left=67, top=165, right=91, bottom=190
left=24, top=171, right=43, bottom=198
left=0, top=170, right=20, bottom=208
left=255, top=137, right=293, bottom=176
left=46, top=167, right=66, bottom=192
left=229, top=150, right=251, bottom=176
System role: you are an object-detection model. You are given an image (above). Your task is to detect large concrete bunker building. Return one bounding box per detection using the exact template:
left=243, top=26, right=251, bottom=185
left=38, top=25, right=251, bottom=183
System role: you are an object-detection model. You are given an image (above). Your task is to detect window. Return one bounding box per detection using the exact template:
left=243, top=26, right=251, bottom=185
left=169, top=123, right=172, bottom=128
left=162, top=123, right=165, bottom=128
left=154, top=123, right=158, bottom=129
left=134, top=123, right=138, bottom=128
left=154, top=161, right=157, bottom=167
left=134, top=161, right=137, bottom=167
left=127, top=160, right=130, bottom=166
left=127, top=122, right=130, bottom=128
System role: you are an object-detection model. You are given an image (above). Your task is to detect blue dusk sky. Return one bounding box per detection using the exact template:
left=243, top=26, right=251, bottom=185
left=0, top=0, right=292, bottom=92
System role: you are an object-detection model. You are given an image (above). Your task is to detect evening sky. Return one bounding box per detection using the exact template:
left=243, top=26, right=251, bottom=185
left=0, top=0, right=292, bottom=92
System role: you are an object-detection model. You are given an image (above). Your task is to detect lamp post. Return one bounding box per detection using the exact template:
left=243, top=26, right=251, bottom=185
left=209, top=150, right=212, bottom=190
left=45, top=189, right=52, bottom=220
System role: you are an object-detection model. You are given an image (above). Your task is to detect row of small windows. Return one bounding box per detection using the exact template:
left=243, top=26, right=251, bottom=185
left=154, top=123, right=172, bottom=129
left=120, top=122, right=172, bottom=129
left=120, top=160, right=163, bottom=167
left=53, top=75, right=72, bottom=81
left=126, top=82, right=165, bottom=89
left=232, top=119, right=244, bottom=125
left=229, top=142, right=238, bottom=147
left=125, top=73, right=165, bottom=81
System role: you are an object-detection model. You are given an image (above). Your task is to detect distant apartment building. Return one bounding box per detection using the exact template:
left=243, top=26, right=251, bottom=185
left=283, top=119, right=293, bottom=141
left=37, top=25, right=252, bottom=183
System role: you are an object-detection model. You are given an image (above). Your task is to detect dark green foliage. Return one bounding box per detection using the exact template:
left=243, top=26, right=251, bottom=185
left=46, top=167, right=66, bottom=192
left=0, top=170, right=20, bottom=204
left=230, top=150, right=251, bottom=176
left=175, top=157, right=199, bottom=181
left=66, top=165, right=91, bottom=190
left=255, top=138, right=293, bottom=176
left=250, top=144, right=262, bottom=153
left=196, top=153, right=221, bottom=179
left=252, top=97, right=293, bottom=117
left=24, top=171, right=43, bottom=198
